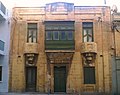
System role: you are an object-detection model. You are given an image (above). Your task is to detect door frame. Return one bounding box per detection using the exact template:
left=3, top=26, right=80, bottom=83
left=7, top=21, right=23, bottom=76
left=50, top=64, right=69, bottom=93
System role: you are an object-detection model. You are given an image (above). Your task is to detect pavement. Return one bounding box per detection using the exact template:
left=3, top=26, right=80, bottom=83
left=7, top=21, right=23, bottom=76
left=0, top=92, right=112, bottom=95
left=0, top=93, right=74, bottom=95
left=0, top=92, right=77, bottom=95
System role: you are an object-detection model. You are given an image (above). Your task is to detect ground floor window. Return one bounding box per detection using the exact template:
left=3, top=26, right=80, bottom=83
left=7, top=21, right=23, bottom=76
left=84, top=67, right=96, bottom=84
left=0, top=66, right=2, bottom=81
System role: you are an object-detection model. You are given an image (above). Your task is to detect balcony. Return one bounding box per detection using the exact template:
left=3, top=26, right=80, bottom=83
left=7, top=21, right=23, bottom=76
left=81, top=42, right=97, bottom=64
left=0, top=1, right=6, bottom=20
left=24, top=43, right=38, bottom=54
left=45, top=40, right=75, bottom=50
left=45, top=21, right=75, bottom=51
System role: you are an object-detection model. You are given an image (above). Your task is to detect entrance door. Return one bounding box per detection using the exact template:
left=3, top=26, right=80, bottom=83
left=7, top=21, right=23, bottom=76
left=26, top=67, right=37, bottom=92
left=54, top=66, right=66, bottom=92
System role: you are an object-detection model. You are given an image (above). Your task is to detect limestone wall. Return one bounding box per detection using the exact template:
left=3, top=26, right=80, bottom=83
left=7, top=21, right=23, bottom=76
left=9, top=4, right=112, bottom=93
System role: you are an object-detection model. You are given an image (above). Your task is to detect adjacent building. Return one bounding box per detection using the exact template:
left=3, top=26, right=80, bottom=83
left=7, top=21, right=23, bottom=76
left=111, top=12, right=120, bottom=95
left=9, top=2, right=113, bottom=94
left=0, top=1, right=10, bottom=92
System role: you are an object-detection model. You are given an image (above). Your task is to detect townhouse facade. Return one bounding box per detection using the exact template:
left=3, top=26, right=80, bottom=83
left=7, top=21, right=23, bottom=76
left=0, top=1, right=10, bottom=92
left=9, top=2, right=114, bottom=94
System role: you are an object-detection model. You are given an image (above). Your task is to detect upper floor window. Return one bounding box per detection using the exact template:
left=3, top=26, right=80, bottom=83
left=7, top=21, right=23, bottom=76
left=27, top=23, right=37, bottom=43
left=0, top=40, right=4, bottom=51
left=0, top=66, right=2, bottom=81
left=46, top=31, right=52, bottom=40
left=53, top=31, right=59, bottom=40
left=60, top=31, right=66, bottom=40
left=82, top=22, right=93, bottom=42
left=67, top=31, right=73, bottom=40
left=46, top=31, right=74, bottom=41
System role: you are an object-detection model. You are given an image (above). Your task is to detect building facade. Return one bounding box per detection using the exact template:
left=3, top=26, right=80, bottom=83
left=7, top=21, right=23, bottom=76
left=0, top=1, right=10, bottom=92
left=111, top=12, right=120, bottom=95
left=9, top=2, right=113, bottom=94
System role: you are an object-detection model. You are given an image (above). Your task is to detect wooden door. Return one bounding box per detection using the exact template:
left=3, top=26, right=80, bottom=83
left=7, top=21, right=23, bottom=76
left=26, top=67, right=37, bottom=92
left=54, top=66, right=66, bottom=92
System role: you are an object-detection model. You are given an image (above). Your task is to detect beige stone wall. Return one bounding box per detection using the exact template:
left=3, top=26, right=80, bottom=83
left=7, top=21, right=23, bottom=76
left=114, top=13, right=120, bottom=56
left=9, top=5, right=112, bottom=93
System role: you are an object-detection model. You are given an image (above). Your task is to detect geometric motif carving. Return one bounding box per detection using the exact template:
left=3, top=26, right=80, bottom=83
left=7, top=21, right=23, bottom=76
left=46, top=52, right=74, bottom=64
left=46, top=2, right=74, bottom=13
left=81, top=42, right=97, bottom=54
left=83, top=85, right=95, bottom=92
left=24, top=43, right=38, bottom=54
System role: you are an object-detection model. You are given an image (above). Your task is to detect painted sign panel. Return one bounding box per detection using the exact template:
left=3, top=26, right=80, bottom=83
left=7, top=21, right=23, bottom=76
left=46, top=2, right=74, bottom=13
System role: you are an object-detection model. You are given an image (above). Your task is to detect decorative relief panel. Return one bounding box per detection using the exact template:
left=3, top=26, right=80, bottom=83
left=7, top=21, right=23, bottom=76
left=75, top=6, right=103, bottom=14
left=24, top=43, right=38, bottom=54
left=81, top=42, right=97, bottom=54
left=25, top=53, right=38, bottom=66
left=81, top=42, right=97, bottom=65
left=46, top=2, right=74, bottom=13
left=83, top=85, right=95, bottom=92
left=46, top=52, right=74, bottom=64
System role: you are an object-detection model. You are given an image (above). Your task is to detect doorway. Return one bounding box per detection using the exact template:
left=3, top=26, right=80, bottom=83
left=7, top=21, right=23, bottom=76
left=54, top=66, right=66, bottom=92
left=26, top=67, right=37, bottom=92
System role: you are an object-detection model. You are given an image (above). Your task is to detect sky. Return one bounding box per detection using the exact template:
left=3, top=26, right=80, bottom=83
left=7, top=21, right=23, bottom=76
left=1, top=0, right=120, bottom=11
